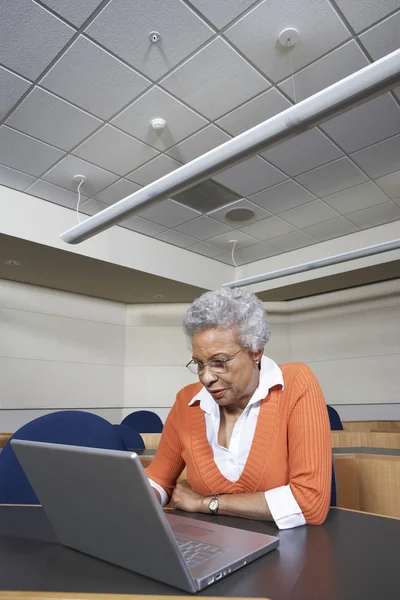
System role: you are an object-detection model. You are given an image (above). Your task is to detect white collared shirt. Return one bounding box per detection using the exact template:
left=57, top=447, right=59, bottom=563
left=149, top=356, right=306, bottom=530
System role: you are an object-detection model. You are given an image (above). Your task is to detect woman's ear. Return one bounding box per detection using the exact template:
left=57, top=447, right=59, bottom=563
left=253, top=349, right=263, bottom=364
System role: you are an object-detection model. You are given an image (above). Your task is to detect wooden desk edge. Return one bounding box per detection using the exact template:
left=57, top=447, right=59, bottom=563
left=0, top=594, right=270, bottom=600
left=333, top=506, right=400, bottom=521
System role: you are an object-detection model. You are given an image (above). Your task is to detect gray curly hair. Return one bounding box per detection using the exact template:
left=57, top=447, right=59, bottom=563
left=183, top=287, right=270, bottom=352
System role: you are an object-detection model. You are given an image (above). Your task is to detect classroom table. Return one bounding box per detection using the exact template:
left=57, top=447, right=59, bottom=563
left=0, top=505, right=399, bottom=600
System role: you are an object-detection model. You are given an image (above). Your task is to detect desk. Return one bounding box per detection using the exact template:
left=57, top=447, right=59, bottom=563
left=333, top=446, right=400, bottom=456
left=0, top=506, right=399, bottom=599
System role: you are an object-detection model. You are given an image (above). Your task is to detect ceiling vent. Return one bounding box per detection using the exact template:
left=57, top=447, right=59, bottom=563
left=224, top=207, right=255, bottom=222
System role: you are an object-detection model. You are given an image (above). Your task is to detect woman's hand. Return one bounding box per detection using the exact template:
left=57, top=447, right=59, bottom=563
left=169, top=480, right=207, bottom=513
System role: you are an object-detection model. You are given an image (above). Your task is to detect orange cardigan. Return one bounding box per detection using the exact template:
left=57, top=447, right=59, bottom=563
left=146, top=362, right=332, bottom=525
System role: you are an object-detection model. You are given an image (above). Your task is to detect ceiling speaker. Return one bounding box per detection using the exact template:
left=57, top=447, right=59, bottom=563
left=224, top=207, right=255, bottom=222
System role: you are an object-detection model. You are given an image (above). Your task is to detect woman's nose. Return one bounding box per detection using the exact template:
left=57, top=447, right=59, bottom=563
left=200, top=366, right=218, bottom=386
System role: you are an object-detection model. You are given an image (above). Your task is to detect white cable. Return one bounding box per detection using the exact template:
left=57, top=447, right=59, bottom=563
left=289, top=55, right=297, bottom=104
left=76, top=178, right=84, bottom=223
left=231, top=240, right=238, bottom=268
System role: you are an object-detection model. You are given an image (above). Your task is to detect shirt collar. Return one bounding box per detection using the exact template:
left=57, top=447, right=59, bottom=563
left=188, top=355, right=284, bottom=415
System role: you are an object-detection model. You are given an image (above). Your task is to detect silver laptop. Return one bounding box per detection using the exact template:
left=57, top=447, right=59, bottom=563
left=11, top=440, right=279, bottom=593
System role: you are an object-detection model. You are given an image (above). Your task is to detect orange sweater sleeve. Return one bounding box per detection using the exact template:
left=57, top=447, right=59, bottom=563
left=144, top=397, right=185, bottom=496
left=287, top=364, right=332, bottom=525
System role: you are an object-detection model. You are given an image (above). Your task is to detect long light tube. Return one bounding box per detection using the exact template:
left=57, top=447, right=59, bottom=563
left=222, top=240, right=400, bottom=288
left=61, top=49, right=400, bottom=244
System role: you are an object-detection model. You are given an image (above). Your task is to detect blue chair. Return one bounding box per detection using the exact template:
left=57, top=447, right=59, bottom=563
left=327, top=405, right=343, bottom=430
left=330, top=463, right=337, bottom=507
left=0, top=410, right=126, bottom=505
left=113, top=424, right=144, bottom=450
left=121, top=410, right=163, bottom=433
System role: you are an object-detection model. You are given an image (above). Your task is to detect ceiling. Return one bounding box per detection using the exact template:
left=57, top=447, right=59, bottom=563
left=1, top=0, right=400, bottom=271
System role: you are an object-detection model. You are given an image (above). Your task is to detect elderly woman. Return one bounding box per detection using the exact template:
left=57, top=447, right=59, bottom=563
left=146, top=287, right=331, bottom=529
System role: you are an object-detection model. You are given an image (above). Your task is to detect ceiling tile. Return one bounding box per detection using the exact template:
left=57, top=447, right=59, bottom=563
left=112, top=86, right=207, bottom=151
left=128, top=155, right=181, bottom=186
left=237, top=242, right=281, bottom=262
left=166, top=125, right=231, bottom=163
left=188, top=0, right=257, bottom=29
left=160, top=38, right=269, bottom=120
left=351, top=134, right=400, bottom=179
left=0, top=126, right=64, bottom=176
left=323, top=181, right=389, bottom=214
left=172, top=180, right=241, bottom=213
left=119, top=215, right=167, bottom=236
left=240, top=215, right=296, bottom=240
left=41, top=0, right=103, bottom=27
left=0, top=164, right=35, bottom=191
left=187, top=242, right=225, bottom=258
left=346, top=202, right=400, bottom=229
left=73, top=125, right=158, bottom=176
left=41, top=36, right=150, bottom=120
left=6, top=87, right=102, bottom=151
left=359, top=11, right=400, bottom=60
left=87, top=0, right=213, bottom=80
left=296, top=158, right=367, bottom=197
left=158, top=230, right=198, bottom=248
left=225, top=0, right=350, bottom=82
left=79, top=199, right=108, bottom=216
left=303, top=217, right=359, bottom=241
left=216, top=88, right=291, bottom=136
left=43, top=154, right=118, bottom=195
left=137, top=199, right=201, bottom=227
left=207, top=230, right=258, bottom=251
left=279, top=200, right=339, bottom=228
left=375, top=170, right=400, bottom=199
left=92, top=179, right=141, bottom=205
left=321, top=94, right=400, bottom=154
left=212, top=156, right=286, bottom=196
left=262, top=129, right=343, bottom=177
left=174, top=216, right=233, bottom=240
left=279, top=41, right=369, bottom=102
left=268, top=230, right=317, bottom=252
left=26, top=179, right=88, bottom=210
left=335, top=0, right=400, bottom=33
left=208, top=198, right=272, bottom=227
left=0, top=67, right=31, bottom=120
left=249, top=180, right=315, bottom=213
left=0, top=0, right=74, bottom=79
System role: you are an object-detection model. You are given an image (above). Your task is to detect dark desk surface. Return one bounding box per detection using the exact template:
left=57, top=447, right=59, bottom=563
left=129, top=448, right=157, bottom=456
left=0, top=506, right=399, bottom=600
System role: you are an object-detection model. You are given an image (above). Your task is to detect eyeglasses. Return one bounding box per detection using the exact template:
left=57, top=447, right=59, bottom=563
left=186, top=349, right=242, bottom=376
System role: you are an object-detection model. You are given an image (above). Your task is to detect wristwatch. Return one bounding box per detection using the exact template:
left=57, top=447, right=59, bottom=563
left=208, top=494, right=220, bottom=515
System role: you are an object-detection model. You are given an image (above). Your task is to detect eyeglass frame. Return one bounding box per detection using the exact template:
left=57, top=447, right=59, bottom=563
left=186, top=349, right=242, bottom=376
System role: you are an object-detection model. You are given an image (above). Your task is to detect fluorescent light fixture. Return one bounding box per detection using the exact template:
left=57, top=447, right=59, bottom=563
left=222, top=240, right=400, bottom=288
left=60, top=48, right=400, bottom=245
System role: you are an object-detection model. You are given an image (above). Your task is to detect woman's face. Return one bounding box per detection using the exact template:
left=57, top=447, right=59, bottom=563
left=191, top=328, right=263, bottom=410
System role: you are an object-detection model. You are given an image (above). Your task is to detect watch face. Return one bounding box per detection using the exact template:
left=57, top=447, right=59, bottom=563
left=209, top=499, right=218, bottom=512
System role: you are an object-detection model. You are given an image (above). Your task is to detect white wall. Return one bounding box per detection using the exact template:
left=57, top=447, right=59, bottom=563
left=287, top=280, right=400, bottom=420
left=0, top=280, right=126, bottom=431
left=1, top=278, right=399, bottom=431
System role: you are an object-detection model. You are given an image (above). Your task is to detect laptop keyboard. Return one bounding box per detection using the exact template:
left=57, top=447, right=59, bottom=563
left=175, top=537, right=224, bottom=568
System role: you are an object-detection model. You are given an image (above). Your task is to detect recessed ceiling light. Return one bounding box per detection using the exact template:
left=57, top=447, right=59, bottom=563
left=4, top=259, right=20, bottom=266
left=224, top=207, right=255, bottom=222
left=153, top=294, right=166, bottom=299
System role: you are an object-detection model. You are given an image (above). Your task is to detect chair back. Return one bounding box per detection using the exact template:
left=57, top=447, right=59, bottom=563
left=121, top=410, right=163, bottom=433
left=0, top=410, right=126, bottom=505
left=327, top=405, right=344, bottom=431
left=113, top=424, right=144, bottom=450
left=330, top=462, right=337, bottom=507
